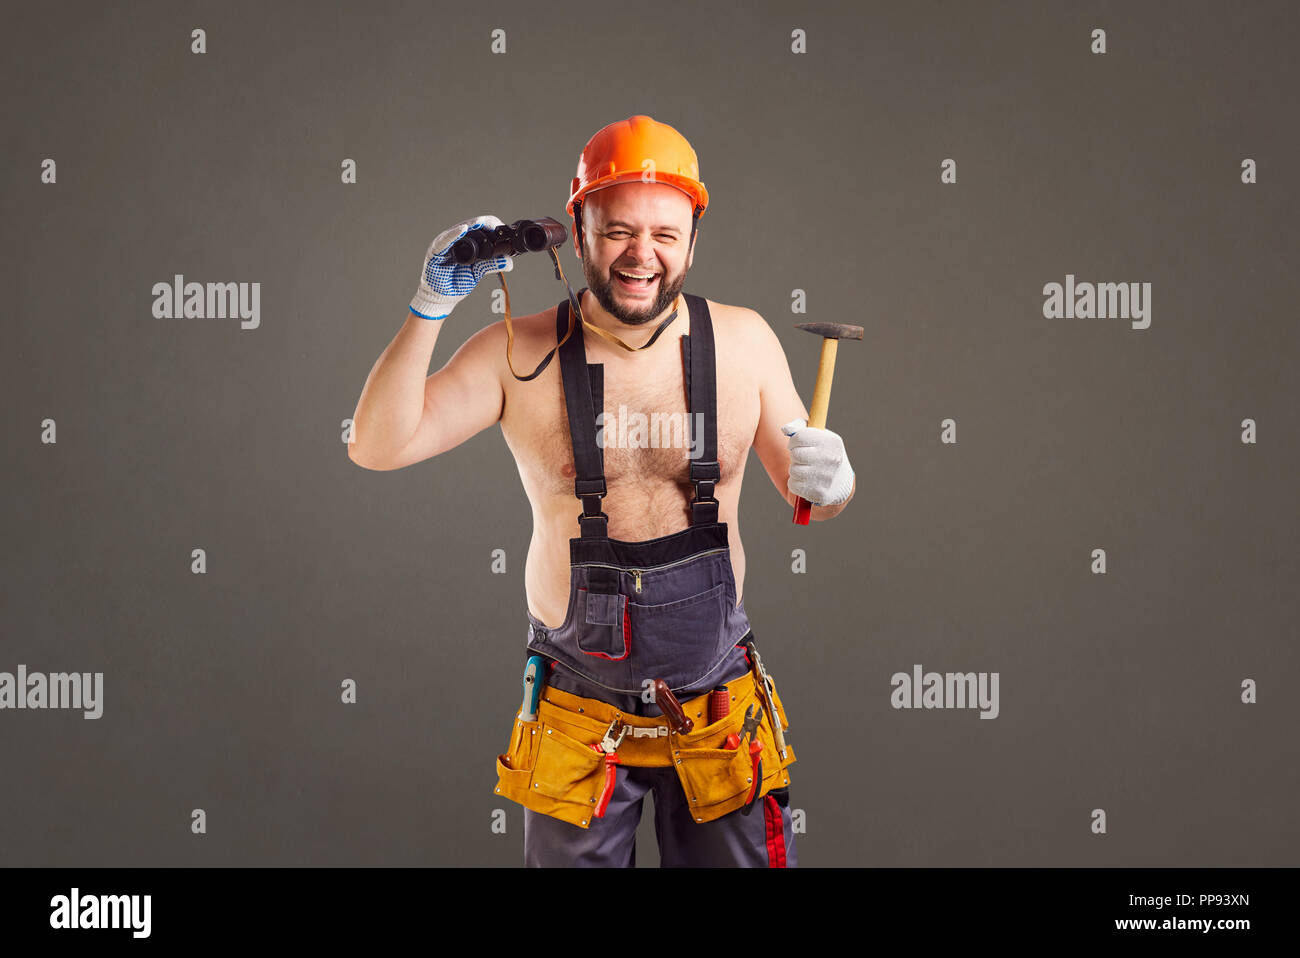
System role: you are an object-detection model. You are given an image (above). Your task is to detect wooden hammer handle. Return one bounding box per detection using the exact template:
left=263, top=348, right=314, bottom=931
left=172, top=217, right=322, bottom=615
left=793, top=338, right=840, bottom=524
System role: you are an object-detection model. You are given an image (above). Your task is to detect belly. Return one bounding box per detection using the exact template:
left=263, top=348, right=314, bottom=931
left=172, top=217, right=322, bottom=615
left=523, top=490, right=747, bottom=629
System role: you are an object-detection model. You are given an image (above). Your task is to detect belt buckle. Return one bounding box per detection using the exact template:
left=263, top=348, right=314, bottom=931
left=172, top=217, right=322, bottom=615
left=627, top=724, right=669, bottom=739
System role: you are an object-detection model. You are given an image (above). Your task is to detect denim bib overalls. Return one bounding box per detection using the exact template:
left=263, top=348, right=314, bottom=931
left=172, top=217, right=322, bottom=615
left=524, top=290, right=754, bottom=713
left=509, top=290, right=797, bottom=867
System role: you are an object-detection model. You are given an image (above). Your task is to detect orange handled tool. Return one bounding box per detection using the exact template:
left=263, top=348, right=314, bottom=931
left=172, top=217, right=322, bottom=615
left=737, top=704, right=765, bottom=815
left=589, top=719, right=627, bottom=818
left=792, top=322, right=863, bottom=524
left=708, top=687, right=731, bottom=725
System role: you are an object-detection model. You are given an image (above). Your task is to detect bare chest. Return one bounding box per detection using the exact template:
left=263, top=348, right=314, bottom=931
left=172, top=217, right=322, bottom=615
left=502, top=335, right=755, bottom=508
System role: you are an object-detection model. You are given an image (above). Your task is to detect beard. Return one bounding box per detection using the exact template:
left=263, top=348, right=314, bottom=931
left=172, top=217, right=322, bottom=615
left=582, top=253, right=689, bottom=326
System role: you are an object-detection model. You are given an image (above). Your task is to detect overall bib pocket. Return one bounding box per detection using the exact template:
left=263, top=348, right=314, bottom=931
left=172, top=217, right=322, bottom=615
left=627, top=582, right=728, bottom=680
left=575, top=588, right=629, bottom=660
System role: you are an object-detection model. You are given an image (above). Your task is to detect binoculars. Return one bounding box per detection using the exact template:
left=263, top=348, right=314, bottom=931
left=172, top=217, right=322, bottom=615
left=450, top=217, right=568, bottom=265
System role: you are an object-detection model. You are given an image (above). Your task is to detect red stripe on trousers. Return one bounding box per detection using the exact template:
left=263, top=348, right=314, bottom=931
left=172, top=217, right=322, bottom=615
left=763, top=794, right=787, bottom=868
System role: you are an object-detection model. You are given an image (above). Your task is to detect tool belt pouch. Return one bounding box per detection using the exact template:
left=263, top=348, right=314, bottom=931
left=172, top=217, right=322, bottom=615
left=672, top=678, right=797, bottom=824
left=495, top=715, right=608, bottom=829
left=494, top=673, right=796, bottom=829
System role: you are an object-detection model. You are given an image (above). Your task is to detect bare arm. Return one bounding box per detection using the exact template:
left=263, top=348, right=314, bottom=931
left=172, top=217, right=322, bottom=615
left=749, top=313, right=855, bottom=520
left=347, top=312, right=506, bottom=471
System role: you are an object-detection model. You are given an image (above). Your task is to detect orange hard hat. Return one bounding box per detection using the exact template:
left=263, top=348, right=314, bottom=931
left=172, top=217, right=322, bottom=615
left=567, top=115, right=709, bottom=219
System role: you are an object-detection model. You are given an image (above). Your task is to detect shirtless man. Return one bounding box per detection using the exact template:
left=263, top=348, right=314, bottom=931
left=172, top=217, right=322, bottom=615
left=348, top=116, right=854, bottom=867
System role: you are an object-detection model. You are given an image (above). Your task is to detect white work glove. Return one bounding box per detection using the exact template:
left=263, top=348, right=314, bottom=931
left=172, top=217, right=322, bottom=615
left=409, top=214, right=514, bottom=320
left=781, top=419, right=855, bottom=506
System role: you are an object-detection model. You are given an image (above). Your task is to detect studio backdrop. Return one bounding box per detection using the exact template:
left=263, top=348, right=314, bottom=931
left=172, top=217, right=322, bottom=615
left=2, top=0, right=1296, bottom=866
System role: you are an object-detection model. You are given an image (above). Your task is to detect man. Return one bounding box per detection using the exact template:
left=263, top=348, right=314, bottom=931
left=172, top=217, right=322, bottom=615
left=348, top=115, right=854, bottom=867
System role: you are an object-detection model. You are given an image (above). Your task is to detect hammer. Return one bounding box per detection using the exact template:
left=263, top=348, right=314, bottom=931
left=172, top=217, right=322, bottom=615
left=791, top=322, right=863, bottom=525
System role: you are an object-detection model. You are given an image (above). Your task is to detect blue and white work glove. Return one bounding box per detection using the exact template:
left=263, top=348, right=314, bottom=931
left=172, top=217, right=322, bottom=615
left=781, top=419, right=855, bottom=507
left=409, top=215, right=514, bottom=320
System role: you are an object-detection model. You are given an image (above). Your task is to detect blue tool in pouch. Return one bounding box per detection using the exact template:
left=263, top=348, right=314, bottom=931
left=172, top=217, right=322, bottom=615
left=520, top=655, right=545, bottom=722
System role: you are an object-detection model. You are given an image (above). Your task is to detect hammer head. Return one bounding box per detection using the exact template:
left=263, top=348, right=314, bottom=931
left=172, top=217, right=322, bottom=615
left=795, top=322, right=864, bottom=341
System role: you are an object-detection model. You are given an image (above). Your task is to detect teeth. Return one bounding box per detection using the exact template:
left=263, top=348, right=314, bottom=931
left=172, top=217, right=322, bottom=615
left=617, top=270, right=656, bottom=280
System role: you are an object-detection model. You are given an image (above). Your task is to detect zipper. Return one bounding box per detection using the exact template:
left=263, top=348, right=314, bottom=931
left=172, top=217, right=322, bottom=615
left=578, top=547, right=728, bottom=594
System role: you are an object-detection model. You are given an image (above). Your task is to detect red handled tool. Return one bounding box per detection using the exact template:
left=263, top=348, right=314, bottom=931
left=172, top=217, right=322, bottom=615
left=737, top=704, right=764, bottom=816
left=708, top=686, right=731, bottom=725
left=589, top=719, right=627, bottom=818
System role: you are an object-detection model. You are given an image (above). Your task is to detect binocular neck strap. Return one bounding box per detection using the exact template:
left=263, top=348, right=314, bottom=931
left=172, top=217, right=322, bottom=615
left=500, top=248, right=681, bottom=383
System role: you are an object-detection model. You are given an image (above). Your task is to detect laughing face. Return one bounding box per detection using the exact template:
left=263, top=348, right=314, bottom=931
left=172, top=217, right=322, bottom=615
left=577, top=181, right=697, bottom=326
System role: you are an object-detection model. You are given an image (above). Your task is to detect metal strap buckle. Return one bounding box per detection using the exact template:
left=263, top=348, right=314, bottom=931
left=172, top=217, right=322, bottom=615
left=627, top=725, right=669, bottom=739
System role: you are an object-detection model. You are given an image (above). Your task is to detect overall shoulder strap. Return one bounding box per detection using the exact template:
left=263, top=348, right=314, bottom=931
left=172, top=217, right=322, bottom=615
left=681, top=293, right=720, bottom=525
left=557, top=293, right=608, bottom=539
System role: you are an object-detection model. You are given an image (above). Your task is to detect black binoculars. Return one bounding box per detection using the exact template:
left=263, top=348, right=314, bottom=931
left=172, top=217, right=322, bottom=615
left=449, top=217, right=568, bottom=265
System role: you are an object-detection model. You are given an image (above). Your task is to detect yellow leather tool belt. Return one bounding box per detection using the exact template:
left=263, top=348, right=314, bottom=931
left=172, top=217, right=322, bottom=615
left=494, top=670, right=796, bottom=828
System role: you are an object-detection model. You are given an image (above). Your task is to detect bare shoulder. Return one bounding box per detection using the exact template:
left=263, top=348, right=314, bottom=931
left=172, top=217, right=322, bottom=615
left=700, top=297, right=783, bottom=368
left=465, top=303, right=566, bottom=377
left=488, top=304, right=572, bottom=430
left=474, top=302, right=558, bottom=346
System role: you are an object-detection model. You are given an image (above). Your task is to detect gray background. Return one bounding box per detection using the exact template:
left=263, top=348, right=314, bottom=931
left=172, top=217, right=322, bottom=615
left=2, top=0, right=1296, bottom=867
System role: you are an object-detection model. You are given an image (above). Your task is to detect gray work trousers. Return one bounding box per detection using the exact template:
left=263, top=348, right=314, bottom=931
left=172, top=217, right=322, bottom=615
left=524, top=763, right=796, bottom=867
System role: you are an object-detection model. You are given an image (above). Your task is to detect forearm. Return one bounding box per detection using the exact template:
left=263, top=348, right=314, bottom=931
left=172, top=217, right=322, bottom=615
left=348, top=312, right=444, bottom=466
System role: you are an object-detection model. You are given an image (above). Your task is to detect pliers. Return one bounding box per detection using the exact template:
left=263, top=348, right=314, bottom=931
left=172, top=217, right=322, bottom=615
left=739, top=704, right=764, bottom=816
left=589, top=719, right=627, bottom=818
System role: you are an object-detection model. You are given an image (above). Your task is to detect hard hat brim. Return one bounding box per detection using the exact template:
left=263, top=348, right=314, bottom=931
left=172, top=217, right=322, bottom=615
left=567, top=171, right=708, bottom=217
